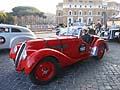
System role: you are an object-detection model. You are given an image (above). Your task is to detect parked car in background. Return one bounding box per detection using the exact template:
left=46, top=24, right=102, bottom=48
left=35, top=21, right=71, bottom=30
left=0, top=24, right=36, bottom=49
left=108, top=25, right=120, bottom=41
left=99, top=24, right=120, bottom=42
left=10, top=26, right=108, bottom=85
left=56, top=22, right=85, bottom=36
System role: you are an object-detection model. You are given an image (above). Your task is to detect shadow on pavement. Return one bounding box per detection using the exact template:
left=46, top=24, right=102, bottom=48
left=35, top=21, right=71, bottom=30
left=0, top=49, right=10, bottom=55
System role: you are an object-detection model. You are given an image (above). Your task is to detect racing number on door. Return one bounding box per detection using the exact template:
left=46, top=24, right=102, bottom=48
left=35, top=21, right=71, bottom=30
left=0, top=36, right=5, bottom=44
left=79, top=44, right=86, bottom=52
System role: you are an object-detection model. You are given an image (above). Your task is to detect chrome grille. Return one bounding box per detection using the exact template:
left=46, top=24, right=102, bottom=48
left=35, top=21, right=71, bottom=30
left=15, top=42, right=26, bottom=68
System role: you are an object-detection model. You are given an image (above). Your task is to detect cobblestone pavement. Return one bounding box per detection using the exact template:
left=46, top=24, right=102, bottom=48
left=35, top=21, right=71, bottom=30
left=0, top=42, right=120, bottom=90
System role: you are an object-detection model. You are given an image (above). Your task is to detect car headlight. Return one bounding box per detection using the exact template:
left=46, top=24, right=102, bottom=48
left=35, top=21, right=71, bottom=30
left=13, top=46, right=18, bottom=53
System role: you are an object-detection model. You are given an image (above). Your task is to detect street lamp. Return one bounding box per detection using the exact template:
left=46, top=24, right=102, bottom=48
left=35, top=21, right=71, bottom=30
left=102, top=1, right=108, bottom=25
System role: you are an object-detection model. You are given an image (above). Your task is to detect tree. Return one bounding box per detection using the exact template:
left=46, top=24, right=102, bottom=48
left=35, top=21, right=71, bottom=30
left=0, top=12, right=7, bottom=23
left=12, top=6, right=44, bottom=17
left=0, top=12, right=14, bottom=24
left=6, top=13, right=14, bottom=24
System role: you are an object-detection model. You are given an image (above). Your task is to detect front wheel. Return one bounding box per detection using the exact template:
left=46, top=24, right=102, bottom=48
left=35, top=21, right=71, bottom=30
left=29, top=57, right=59, bottom=85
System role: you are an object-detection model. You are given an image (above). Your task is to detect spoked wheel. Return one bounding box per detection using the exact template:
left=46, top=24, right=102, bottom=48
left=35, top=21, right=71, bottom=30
left=97, top=44, right=105, bottom=60
left=29, top=57, right=59, bottom=85
left=35, top=62, right=55, bottom=81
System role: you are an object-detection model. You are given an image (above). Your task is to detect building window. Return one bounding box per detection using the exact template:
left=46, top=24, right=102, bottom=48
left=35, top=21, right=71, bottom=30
left=90, top=5, right=92, bottom=8
left=99, top=5, right=101, bottom=8
left=74, top=20, right=76, bottom=23
left=88, top=18, right=92, bottom=24
left=79, top=11, right=82, bottom=15
left=68, top=11, right=72, bottom=15
left=79, top=18, right=81, bottom=23
left=98, top=12, right=100, bottom=15
left=75, top=5, right=77, bottom=8
left=89, top=11, right=92, bottom=15
left=58, top=13, right=61, bottom=16
left=80, top=5, right=82, bottom=8
left=69, top=5, right=71, bottom=8
left=85, top=5, right=87, bottom=8
left=74, top=11, right=77, bottom=15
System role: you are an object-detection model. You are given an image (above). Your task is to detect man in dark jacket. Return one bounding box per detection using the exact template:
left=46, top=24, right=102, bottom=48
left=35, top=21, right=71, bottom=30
left=81, top=26, right=92, bottom=44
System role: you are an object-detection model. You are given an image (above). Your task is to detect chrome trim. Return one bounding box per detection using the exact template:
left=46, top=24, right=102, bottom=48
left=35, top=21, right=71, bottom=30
left=15, top=42, right=26, bottom=68
left=91, top=47, right=98, bottom=56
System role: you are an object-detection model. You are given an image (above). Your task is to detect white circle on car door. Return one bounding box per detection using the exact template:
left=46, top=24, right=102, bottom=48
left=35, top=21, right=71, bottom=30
left=0, top=36, right=5, bottom=44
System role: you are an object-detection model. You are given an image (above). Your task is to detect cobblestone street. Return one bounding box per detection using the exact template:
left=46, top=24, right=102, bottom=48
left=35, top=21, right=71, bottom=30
left=0, top=42, right=120, bottom=90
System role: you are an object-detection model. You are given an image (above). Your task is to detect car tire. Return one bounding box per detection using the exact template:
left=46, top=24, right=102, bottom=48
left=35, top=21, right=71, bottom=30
left=96, top=44, right=105, bottom=60
left=29, top=57, right=60, bottom=85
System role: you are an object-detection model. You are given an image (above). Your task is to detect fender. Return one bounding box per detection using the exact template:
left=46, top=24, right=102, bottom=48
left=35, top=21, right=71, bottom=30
left=10, top=35, right=35, bottom=48
left=94, top=39, right=108, bottom=51
left=91, top=39, right=109, bottom=56
left=24, top=48, right=74, bottom=74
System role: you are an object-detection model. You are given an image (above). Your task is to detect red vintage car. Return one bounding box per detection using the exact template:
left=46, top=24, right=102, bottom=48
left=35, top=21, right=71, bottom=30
left=9, top=27, right=108, bottom=85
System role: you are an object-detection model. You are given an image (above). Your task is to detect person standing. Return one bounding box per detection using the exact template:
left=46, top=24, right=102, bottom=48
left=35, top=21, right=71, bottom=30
left=95, top=22, right=102, bottom=34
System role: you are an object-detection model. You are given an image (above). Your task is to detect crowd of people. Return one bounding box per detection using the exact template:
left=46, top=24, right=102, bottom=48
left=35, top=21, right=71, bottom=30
left=88, top=22, right=108, bottom=35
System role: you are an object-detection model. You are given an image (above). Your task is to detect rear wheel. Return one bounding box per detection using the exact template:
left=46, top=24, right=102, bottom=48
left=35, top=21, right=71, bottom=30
left=96, top=44, right=105, bottom=60
left=29, top=57, right=59, bottom=85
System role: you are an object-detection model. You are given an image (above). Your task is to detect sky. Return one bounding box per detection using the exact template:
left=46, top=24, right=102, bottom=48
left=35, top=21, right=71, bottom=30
left=0, top=0, right=120, bottom=14
left=0, top=0, right=63, bottom=14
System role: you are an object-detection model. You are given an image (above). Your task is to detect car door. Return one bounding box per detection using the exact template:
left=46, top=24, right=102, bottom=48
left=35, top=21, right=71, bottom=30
left=61, top=37, right=90, bottom=61
left=10, top=27, right=27, bottom=48
left=10, top=27, right=35, bottom=40
left=77, top=38, right=91, bottom=60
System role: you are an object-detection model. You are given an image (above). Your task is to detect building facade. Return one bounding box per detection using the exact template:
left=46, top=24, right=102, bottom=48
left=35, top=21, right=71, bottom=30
left=56, top=0, right=120, bottom=26
left=14, top=14, right=56, bottom=26
left=14, top=15, right=45, bottom=26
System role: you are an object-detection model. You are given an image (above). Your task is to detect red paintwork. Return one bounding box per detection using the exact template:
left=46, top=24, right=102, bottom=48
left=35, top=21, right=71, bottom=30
left=35, top=61, right=56, bottom=81
left=9, top=35, right=108, bottom=75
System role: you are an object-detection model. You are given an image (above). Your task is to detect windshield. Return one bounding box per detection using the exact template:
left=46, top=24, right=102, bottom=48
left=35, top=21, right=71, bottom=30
left=59, top=27, right=82, bottom=37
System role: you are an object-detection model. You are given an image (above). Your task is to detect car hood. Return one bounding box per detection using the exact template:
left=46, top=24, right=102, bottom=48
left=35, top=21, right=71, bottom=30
left=27, top=35, right=76, bottom=42
left=26, top=36, right=77, bottom=50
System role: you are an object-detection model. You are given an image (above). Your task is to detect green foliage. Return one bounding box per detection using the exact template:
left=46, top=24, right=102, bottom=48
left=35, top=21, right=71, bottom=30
left=0, top=12, right=7, bottom=23
left=6, top=13, right=14, bottom=24
left=0, top=12, right=14, bottom=24
left=12, top=6, right=44, bottom=17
